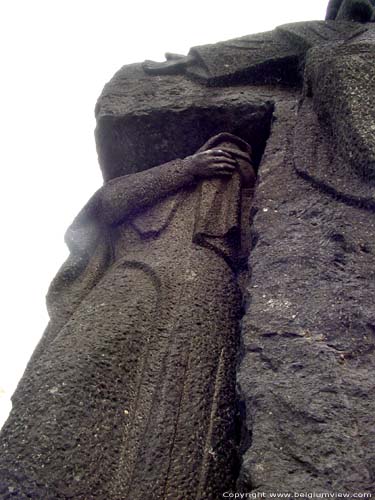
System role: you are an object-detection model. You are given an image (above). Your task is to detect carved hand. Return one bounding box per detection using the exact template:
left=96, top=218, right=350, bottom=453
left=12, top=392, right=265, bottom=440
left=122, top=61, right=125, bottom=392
left=184, top=149, right=238, bottom=180
left=100, top=149, right=243, bottom=226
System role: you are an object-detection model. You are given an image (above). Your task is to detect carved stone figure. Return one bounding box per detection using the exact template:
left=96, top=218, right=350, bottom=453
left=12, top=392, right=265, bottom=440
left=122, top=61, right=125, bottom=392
left=0, top=133, right=255, bottom=500
left=326, top=0, right=375, bottom=21
left=2, top=1, right=375, bottom=496
left=142, top=19, right=372, bottom=85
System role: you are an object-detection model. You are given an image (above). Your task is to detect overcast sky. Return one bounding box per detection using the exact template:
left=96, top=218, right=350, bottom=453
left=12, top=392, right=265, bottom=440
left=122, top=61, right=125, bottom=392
left=0, top=0, right=329, bottom=428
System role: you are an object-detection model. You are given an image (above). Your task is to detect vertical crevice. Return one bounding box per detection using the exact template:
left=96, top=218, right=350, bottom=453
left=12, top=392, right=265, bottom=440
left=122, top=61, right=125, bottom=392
left=231, top=106, right=275, bottom=491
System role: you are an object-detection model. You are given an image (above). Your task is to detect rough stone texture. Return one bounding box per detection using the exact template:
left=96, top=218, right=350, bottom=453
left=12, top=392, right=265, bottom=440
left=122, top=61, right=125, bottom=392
left=186, top=29, right=303, bottom=86
left=327, top=0, right=347, bottom=19
left=1, top=13, right=375, bottom=500
left=144, top=21, right=365, bottom=87
left=326, top=0, right=375, bottom=21
left=305, top=25, right=375, bottom=186
left=95, top=65, right=274, bottom=180
left=95, top=21, right=367, bottom=182
left=237, top=95, right=375, bottom=495
left=337, top=0, right=374, bottom=22
left=0, top=134, right=255, bottom=500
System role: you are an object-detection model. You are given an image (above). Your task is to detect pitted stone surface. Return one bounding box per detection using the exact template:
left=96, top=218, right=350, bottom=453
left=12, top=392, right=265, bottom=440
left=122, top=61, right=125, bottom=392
left=0, top=135, right=254, bottom=500
left=237, top=98, right=375, bottom=494
left=95, top=20, right=372, bottom=183
left=305, top=25, right=375, bottom=185
left=1, top=8, right=375, bottom=499
left=95, top=64, right=274, bottom=180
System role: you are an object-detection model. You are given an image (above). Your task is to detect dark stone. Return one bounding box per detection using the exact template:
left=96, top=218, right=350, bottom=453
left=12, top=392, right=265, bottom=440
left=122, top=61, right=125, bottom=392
left=0, top=134, right=256, bottom=500
left=304, top=26, right=375, bottom=186
left=326, top=0, right=375, bottom=21
left=185, top=29, right=303, bottom=86
left=95, top=64, right=274, bottom=181
left=336, top=0, right=374, bottom=22
left=143, top=21, right=367, bottom=87
left=95, top=21, right=366, bottom=182
left=1, top=5, right=375, bottom=499
left=326, top=0, right=347, bottom=19
left=237, top=92, right=375, bottom=495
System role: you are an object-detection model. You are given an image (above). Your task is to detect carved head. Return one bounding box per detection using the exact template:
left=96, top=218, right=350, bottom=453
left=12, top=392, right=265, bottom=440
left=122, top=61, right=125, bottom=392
left=326, top=0, right=375, bottom=22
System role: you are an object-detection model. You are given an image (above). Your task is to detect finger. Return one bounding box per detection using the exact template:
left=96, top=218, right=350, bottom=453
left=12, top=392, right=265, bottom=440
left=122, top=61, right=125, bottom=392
left=212, top=164, right=236, bottom=173
left=211, top=149, right=234, bottom=158
left=203, top=149, right=233, bottom=159
left=210, top=157, right=237, bottom=166
left=213, top=170, right=234, bottom=177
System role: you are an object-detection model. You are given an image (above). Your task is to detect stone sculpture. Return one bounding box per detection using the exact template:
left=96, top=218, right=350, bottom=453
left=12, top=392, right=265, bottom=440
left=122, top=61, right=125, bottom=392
left=326, top=0, right=375, bottom=21
left=0, top=134, right=255, bottom=499
left=1, top=1, right=375, bottom=497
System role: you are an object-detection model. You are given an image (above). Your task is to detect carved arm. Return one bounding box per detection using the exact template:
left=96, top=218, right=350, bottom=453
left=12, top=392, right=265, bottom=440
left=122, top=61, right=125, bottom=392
left=100, top=149, right=238, bottom=226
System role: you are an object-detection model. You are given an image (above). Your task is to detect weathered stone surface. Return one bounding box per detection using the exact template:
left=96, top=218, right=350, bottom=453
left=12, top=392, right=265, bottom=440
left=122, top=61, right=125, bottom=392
left=0, top=134, right=256, bottom=499
left=95, top=64, right=274, bottom=180
left=326, top=0, right=375, bottom=21
left=186, top=29, right=303, bottom=86
left=237, top=94, right=375, bottom=495
left=336, top=0, right=374, bottom=22
left=143, top=21, right=366, bottom=86
left=277, top=20, right=366, bottom=48
left=1, top=9, right=375, bottom=500
left=326, top=0, right=347, bottom=19
left=234, top=21, right=375, bottom=494
left=96, top=21, right=368, bottom=181
left=305, top=25, right=375, bottom=186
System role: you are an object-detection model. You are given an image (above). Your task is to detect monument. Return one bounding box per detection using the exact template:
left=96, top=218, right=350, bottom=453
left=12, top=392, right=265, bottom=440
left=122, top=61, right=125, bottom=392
left=1, top=0, right=375, bottom=498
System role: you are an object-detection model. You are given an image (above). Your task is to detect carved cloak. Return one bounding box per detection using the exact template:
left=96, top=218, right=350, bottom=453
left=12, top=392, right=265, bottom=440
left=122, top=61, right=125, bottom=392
left=4, top=133, right=252, bottom=500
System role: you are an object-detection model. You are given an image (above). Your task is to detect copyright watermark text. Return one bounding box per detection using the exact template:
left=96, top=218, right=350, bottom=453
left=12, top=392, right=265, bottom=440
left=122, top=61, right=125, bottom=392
left=222, top=493, right=372, bottom=499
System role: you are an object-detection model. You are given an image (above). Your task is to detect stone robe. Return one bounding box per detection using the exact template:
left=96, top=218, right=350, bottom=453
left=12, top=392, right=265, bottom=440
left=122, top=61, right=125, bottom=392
left=0, top=134, right=254, bottom=500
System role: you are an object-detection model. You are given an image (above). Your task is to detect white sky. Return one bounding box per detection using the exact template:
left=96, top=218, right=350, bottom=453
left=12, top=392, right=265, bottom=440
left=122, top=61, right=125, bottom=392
left=0, top=0, right=328, bottom=429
